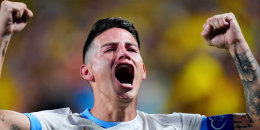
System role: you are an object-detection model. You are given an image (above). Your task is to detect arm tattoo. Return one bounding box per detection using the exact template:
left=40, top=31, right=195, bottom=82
left=1, top=113, right=23, bottom=130
left=2, top=43, right=7, bottom=57
left=0, top=36, right=10, bottom=58
left=233, top=114, right=253, bottom=129
left=1, top=40, right=8, bottom=57
left=233, top=48, right=260, bottom=123
left=10, top=124, right=21, bottom=130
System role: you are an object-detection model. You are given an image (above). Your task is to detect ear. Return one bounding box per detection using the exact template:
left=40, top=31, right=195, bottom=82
left=142, top=63, right=146, bottom=80
left=80, top=64, right=94, bottom=81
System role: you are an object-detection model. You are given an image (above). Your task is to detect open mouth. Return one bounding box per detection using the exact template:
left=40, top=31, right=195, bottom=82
left=115, top=64, right=134, bottom=87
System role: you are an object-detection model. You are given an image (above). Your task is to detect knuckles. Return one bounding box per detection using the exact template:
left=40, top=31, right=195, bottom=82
left=205, top=12, right=236, bottom=31
left=227, top=12, right=234, bottom=16
left=1, top=1, right=27, bottom=11
left=20, top=3, right=27, bottom=8
left=1, top=1, right=9, bottom=9
left=206, top=12, right=235, bottom=24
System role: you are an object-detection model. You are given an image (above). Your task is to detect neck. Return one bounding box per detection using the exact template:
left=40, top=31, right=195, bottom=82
left=90, top=94, right=137, bottom=122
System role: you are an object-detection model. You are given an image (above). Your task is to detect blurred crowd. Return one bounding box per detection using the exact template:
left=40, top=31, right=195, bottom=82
left=0, top=0, right=260, bottom=117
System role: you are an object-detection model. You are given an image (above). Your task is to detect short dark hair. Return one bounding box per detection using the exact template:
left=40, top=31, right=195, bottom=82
left=83, top=17, right=140, bottom=63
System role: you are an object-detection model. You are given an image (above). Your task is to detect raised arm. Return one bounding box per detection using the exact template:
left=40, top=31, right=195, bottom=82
left=0, top=0, right=33, bottom=78
left=0, top=1, right=33, bottom=130
left=202, top=13, right=260, bottom=129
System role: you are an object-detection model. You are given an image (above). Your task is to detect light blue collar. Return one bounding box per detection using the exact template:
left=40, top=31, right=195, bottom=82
left=80, top=109, right=120, bottom=128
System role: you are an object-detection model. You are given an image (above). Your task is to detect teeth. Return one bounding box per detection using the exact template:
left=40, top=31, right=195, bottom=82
left=122, top=83, right=132, bottom=87
left=121, top=65, right=129, bottom=67
left=117, top=65, right=133, bottom=74
left=117, top=64, right=130, bottom=70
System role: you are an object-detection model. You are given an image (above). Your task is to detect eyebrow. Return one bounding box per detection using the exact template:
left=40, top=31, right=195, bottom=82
left=101, top=42, right=118, bottom=48
left=126, top=42, right=138, bottom=47
left=101, top=42, right=138, bottom=48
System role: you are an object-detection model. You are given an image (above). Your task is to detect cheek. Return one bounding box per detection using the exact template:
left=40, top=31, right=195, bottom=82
left=92, top=53, right=106, bottom=69
left=92, top=55, right=113, bottom=77
left=134, top=56, right=144, bottom=75
left=135, top=55, right=144, bottom=67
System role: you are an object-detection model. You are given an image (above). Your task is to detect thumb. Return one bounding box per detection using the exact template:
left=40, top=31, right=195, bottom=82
left=24, top=8, right=33, bottom=19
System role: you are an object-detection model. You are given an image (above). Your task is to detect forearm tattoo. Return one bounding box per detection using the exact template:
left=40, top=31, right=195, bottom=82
left=0, top=40, right=8, bottom=57
left=233, top=48, right=260, bottom=124
left=233, top=114, right=253, bottom=129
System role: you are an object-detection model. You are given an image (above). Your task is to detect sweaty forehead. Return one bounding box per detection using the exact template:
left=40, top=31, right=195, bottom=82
left=93, top=28, right=138, bottom=47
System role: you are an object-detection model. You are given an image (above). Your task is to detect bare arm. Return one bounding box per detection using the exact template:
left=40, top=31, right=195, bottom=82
left=0, top=110, right=30, bottom=130
left=0, top=0, right=33, bottom=130
left=229, top=38, right=260, bottom=129
left=202, top=13, right=260, bottom=129
left=0, top=0, right=33, bottom=78
left=0, top=34, right=11, bottom=78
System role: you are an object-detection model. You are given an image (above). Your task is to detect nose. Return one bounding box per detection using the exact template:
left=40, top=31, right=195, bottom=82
left=119, top=53, right=131, bottom=60
left=116, top=46, right=131, bottom=61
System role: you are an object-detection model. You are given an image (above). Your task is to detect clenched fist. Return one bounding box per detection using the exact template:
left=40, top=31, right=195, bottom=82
left=0, top=0, right=33, bottom=36
left=201, top=13, right=246, bottom=50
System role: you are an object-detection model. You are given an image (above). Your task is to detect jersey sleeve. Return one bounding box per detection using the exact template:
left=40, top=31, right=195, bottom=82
left=200, top=114, right=234, bottom=130
left=24, top=113, right=42, bottom=130
left=200, top=117, right=208, bottom=130
left=24, top=108, right=72, bottom=130
left=147, top=112, right=205, bottom=129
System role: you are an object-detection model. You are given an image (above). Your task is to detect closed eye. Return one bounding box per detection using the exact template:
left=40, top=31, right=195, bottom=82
left=125, top=43, right=138, bottom=53
left=128, top=48, right=137, bottom=53
left=105, top=48, right=115, bottom=53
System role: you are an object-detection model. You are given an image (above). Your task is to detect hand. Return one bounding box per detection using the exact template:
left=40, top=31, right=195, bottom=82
left=0, top=0, right=33, bottom=36
left=201, top=13, right=246, bottom=50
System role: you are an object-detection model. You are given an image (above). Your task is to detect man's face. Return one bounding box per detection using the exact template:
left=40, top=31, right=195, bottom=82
left=83, top=28, right=146, bottom=102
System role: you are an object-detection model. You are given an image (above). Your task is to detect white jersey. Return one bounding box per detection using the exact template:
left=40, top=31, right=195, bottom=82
left=30, top=107, right=204, bottom=130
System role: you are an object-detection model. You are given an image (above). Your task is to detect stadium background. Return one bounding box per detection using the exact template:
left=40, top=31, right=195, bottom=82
left=0, top=0, right=260, bottom=117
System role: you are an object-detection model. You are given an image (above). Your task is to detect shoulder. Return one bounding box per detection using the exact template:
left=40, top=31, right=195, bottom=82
left=32, top=107, right=73, bottom=115
left=137, top=110, right=205, bottom=123
left=30, top=107, right=91, bottom=129
left=31, top=107, right=75, bottom=120
left=137, top=110, right=205, bottom=129
left=29, top=108, right=103, bottom=129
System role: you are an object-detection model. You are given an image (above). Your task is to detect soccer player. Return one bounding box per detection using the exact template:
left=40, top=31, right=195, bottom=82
left=0, top=1, right=259, bottom=130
